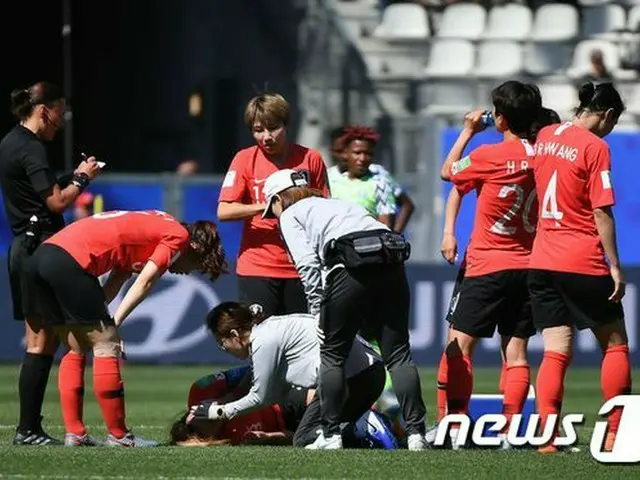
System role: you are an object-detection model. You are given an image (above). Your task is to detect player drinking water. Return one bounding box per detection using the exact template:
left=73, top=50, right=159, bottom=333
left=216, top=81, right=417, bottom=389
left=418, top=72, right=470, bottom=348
left=439, top=81, right=558, bottom=449
left=27, top=210, right=227, bottom=447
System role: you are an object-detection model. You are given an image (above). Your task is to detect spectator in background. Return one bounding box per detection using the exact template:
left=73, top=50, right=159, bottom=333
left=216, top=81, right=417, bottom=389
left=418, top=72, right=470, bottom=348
left=73, top=192, right=94, bottom=221
left=216, top=93, right=329, bottom=318
left=328, top=126, right=414, bottom=232
left=579, top=50, right=614, bottom=86
left=177, top=159, right=200, bottom=177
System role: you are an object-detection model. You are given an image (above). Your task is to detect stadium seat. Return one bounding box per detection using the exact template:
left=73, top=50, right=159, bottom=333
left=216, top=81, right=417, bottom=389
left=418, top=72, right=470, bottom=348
left=566, top=39, right=620, bottom=78
left=372, top=3, right=431, bottom=41
left=475, top=41, right=523, bottom=77
left=484, top=4, right=533, bottom=41
left=437, top=4, right=486, bottom=40
left=424, top=40, right=475, bottom=77
left=581, top=5, right=626, bottom=39
left=531, top=4, right=579, bottom=42
left=628, top=5, right=640, bottom=31
left=523, top=43, right=573, bottom=75
left=538, top=83, right=579, bottom=120
left=578, top=0, right=617, bottom=5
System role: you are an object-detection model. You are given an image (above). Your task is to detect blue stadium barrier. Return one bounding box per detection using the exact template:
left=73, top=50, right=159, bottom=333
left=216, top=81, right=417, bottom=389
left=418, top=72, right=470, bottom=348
left=0, top=263, right=637, bottom=366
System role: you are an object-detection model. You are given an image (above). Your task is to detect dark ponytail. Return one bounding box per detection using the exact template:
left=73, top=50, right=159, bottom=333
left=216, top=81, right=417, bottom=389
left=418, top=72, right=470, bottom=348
left=576, top=82, right=625, bottom=119
left=529, top=107, right=561, bottom=142
left=10, top=81, right=64, bottom=121
left=205, top=301, right=265, bottom=338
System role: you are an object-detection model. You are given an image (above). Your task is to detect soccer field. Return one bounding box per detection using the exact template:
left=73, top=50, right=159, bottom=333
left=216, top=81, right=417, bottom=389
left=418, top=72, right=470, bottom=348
left=0, top=364, right=637, bottom=479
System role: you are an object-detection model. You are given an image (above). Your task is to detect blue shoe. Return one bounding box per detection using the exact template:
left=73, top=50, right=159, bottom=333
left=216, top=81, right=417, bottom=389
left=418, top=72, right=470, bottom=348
left=354, top=411, right=399, bottom=450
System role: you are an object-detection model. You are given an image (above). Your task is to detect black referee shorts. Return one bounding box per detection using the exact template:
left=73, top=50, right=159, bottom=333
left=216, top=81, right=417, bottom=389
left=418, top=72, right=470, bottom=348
left=28, top=244, right=111, bottom=327
left=449, top=269, right=535, bottom=339
left=7, top=232, right=54, bottom=321
left=528, top=269, right=624, bottom=331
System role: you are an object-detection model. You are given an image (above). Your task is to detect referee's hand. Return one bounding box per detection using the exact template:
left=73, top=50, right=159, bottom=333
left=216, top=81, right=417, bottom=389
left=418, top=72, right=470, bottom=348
left=75, top=158, right=102, bottom=180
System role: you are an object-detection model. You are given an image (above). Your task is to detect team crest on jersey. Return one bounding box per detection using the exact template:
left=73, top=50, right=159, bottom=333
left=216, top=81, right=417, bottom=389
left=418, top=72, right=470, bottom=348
left=452, top=157, right=471, bottom=176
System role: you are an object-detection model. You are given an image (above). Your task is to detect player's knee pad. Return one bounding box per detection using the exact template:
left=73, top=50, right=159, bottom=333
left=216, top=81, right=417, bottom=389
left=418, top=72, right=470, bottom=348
left=542, top=326, right=573, bottom=355
left=92, top=339, right=121, bottom=358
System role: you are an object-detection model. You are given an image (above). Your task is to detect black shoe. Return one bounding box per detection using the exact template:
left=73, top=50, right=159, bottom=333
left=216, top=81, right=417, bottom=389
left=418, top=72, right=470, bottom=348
left=13, top=416, right=63, bottom=446
left=13, top=429, right=63, bottom=446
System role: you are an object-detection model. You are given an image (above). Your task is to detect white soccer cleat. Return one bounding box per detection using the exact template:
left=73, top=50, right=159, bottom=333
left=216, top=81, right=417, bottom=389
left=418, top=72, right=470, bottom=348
left=107, top=432, right=160, bottom=447
left=424, top=423, right=439, bottom=446
left=64, top=432, right=102, bottom=447
left=449, top=427, right=465, bottom=450
left=305, top=432, right=343, bottom=450
left=497, top=433, right=513, bottom=451
left=407, top=433, right=428, bottom=451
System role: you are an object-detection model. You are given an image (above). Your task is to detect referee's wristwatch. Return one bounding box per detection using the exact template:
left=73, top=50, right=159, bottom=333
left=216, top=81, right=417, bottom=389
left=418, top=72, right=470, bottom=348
left=71, top=172, right=90, bottom=192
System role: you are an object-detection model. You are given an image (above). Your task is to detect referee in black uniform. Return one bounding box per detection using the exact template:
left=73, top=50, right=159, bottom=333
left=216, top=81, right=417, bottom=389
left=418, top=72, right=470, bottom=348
left=0, top=82, right=101, bottom=445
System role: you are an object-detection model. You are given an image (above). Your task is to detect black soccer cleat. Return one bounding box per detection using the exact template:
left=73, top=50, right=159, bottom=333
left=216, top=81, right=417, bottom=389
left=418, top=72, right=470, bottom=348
left=13, top=429, right=64, bottom=446
left=13, top=417, right=63, bottom=446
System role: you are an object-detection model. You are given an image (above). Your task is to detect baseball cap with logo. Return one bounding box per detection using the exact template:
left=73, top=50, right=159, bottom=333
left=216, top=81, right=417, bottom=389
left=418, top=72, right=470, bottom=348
left=261, top=169, right=309, bottom=218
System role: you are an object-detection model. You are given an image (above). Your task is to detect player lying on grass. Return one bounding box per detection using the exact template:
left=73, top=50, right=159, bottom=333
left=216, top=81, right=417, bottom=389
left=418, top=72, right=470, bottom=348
left=27, top=209, right=227, bottom=447
left=187, top=302, right=386, bottom=448
left=171, top=365, right=399, bottom=448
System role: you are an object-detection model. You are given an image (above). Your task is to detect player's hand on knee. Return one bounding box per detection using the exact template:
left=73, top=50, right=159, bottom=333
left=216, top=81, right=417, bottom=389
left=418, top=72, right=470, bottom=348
left=187, top=401, right=225, bottom=423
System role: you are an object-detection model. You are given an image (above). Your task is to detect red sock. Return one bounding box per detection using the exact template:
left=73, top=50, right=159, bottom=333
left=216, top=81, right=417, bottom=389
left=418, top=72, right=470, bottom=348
left=58, top=352, right=87, bottom=436
left=502, top=365, right=530, bottom=431
left=498, top=362, right=508, bottom=394
left=536, top=351, right=570, bottom=437
left=601, top=345, right=631, bottom=435
left=437, top=352, right=448, bottom=422
left=93, top=357, right=128, bottom=438
left=446, top=354, right=473, bottom=415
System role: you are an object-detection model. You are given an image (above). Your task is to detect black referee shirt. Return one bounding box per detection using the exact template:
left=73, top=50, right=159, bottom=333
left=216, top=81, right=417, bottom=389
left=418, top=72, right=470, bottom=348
left=0, top=125, right=65, bottom=236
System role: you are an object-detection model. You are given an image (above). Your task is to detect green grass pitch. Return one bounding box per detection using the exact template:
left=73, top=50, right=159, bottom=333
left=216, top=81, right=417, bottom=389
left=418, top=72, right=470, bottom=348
left=0, top=364, right=638, bottom=479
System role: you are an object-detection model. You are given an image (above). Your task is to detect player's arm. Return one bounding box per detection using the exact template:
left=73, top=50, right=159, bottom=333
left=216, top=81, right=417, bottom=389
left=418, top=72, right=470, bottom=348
left=374, top=177, right=396, bottom=229
left=440, top=109, right=486, bottom=181
left=311, top=151, right=331, bottom=197
left=441, top=187, right=464, bottom=264
left=102, top=268, right=132, bottom=305
left=217, top=156, right=266, bottom=221
left=112, top=260, right=163, bottom=327
left=587, top=143, right=625, bottom=301
left=393, top=191, right=414, bottom=233
left=279, top=210, right=323, bottom=315
left=219, top=335, right=282, bottom=419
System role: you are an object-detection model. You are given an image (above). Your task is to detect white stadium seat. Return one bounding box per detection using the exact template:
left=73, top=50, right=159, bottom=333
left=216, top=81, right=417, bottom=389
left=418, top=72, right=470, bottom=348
left=531, top=4, right=579, bottom=42
left=475, top=41, right=523, bottom=77
left=372, top=3, right=431, bottom=41
left=581, top=5, right=626, bottom=39
left=628, top=5, right=640, bottom=31
left=566, top=39, right=620, bottom=78
left=484, top=5, right=533, bottom=41
left=424, top=40, right=475, bottom=77
left=578, top=0, right=616, bottom=5
left=538, top=83, right=579, bottom=120
left=523, top=43, right=573, bottom=75
left=437, top=4, right=486, bottom=40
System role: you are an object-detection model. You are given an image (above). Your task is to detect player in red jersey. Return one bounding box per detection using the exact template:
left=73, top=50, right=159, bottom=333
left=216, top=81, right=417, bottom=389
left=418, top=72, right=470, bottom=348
left=438, top=81, right=557, bottom=448
left=217, top=93, right=329, bottom=317
left=170, top=366, right=313, bottom=446
left=27, top=210, right=227, bottom=447
left=529, top=82, right=630, bottom=454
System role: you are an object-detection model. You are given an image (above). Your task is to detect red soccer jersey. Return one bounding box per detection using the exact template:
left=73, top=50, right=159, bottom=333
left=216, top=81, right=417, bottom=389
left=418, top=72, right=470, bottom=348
left=188, top=372, right=287, bottom=445
left=448, top=139, right=537, bottom=277
left=530, top=123, right=615, bottom=275
left=45, top=210, right=189, bottom=277
left=218, top=143, right=329, bottom=278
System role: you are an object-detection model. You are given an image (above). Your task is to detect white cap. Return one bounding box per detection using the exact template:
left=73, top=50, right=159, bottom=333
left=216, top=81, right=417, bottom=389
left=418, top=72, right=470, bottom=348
left=261, top=169, right=309, bottom=219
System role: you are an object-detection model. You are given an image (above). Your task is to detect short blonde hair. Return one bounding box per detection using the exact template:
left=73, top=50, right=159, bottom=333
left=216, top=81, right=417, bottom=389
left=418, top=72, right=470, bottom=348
left=244, top=93, right=290, bottom=129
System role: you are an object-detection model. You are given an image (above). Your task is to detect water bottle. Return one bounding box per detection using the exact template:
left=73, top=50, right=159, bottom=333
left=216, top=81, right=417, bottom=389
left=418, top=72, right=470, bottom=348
left=481, top=111, right=495, bottom=128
